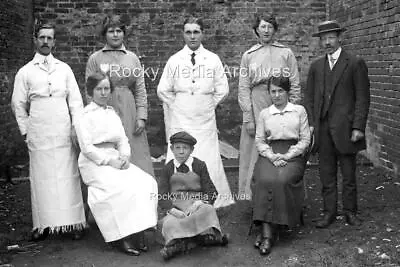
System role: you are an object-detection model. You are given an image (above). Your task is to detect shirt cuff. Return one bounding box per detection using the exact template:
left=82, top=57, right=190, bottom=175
left=261, top=149, right=274, bottom=160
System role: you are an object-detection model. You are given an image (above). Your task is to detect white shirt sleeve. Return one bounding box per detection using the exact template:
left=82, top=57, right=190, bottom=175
left=212, top=56, right=229, bottom=106
left=66, top=65, right=84, bottom=126
left=157, top=58, right=176, bottom=106
left=11, top=68, right=29, bottom=136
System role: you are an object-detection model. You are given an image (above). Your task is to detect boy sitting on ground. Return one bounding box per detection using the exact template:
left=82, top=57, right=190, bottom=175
left=158, top=131, right=229, bottom=260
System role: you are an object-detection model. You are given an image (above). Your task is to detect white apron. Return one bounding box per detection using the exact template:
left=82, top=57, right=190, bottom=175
left=27, top=97, right=86, bottom=233
left=165, top=92, right=234, bottom=208
left=78, top=144, right=158, bottom=242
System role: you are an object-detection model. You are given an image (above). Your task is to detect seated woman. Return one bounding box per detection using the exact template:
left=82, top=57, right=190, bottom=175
left=75, top=72, right=158, bottom=256
left=252, top=75, right=311, bottom=255
left=158, top=131, right=229, bottom=260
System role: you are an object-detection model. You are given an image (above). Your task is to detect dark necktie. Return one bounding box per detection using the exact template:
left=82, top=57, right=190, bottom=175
left=191, top=52, right=196, bottom=66
left=177, top=163, right=189, bottom=173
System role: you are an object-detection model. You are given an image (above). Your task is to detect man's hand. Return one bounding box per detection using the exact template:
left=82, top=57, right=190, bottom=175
left=245, top=122, right=256, bottom=136
left=351, top=129, right=365, bottom=142
left=134, top=119, right=146, bottom=135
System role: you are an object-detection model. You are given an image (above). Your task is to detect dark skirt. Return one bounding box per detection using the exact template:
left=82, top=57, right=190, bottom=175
left=252, top=140, right=306, bottom=227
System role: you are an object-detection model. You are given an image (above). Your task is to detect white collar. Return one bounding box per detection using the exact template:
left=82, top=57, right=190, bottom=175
left=183, top=44, right=204, bottom=55
left=328, top=47, right=342, bottom=60
left=173, top=155, right=194, bottom=172
left=102, top=44, right=127, bottom=53
left=32, top=53, right=55, bottom=65
left=85, top=101, right=113, bottom=111
left=269, top=102, right=295, bottom=115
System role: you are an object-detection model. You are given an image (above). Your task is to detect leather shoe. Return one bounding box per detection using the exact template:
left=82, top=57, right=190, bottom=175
left=136, top=232, right=148, bottom=252
left=344, top=213, right=361, bottom=226
left=315, top=214, right=336, bottom=228
left=119, top=239, right=140, bottom=256
left=160, top=240, right=187, bottom=260
left=254, top=234, right=262, bottom=248
left=197, top=233, right=229, bottom=246
left=220, top=233, right=229, bottom=246
left=31, top=228, right=49, bottom=242
left=259, top=238, right=272, bottom=256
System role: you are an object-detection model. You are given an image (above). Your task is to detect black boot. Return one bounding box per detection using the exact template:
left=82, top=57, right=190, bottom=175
left=134, top=231, right=148, bottom=252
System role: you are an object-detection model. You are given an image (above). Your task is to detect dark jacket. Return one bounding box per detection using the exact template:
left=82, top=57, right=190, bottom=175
left=304, top=50, right=370, bottom=154
left=158, top=157, right=217, bottom=209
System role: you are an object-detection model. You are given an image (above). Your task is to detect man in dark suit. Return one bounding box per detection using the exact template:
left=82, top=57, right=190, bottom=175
left=304, top=20, right=370, bottom=228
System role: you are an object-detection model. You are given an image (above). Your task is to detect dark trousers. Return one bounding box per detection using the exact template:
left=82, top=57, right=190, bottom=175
left=318, top=118, right=357, bottom=216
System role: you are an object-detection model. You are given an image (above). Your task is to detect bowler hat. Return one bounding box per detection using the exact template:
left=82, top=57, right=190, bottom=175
left=170, top=131, right=197, bottom=146
left=312, top=20, right=346, bottom=37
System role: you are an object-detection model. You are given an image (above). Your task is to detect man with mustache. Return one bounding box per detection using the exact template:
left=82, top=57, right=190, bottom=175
left=304, top=20, right=370, bottom=228
left=11, top=23, right=86, bottom=241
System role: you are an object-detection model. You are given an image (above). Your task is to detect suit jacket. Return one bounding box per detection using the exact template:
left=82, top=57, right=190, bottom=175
left=304, top=50, right=370, bottom=154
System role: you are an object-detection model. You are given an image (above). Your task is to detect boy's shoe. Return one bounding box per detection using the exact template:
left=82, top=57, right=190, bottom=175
left=160, top=240, right=187, bottom=260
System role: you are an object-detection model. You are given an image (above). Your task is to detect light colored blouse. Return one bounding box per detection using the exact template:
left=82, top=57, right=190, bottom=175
left=76, top=102, right=130, bottom=165
left=255, top=102, right=311, bottom=159
left=238, top=42, right=301, bottom=123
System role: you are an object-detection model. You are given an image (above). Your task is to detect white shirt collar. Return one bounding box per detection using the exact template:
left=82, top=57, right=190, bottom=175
left=102, top=44, right=127, bottom=53
left=86, top=101, right=112, bottom=111
left=328, top=47, right=342, bottom=60
left=269, top=102, right=295, bottom=115
left=183, top=44, right=204, bottom=55
left=32, top=53, right=55, bottom=65
left=173, top=155, right=194, bottom=172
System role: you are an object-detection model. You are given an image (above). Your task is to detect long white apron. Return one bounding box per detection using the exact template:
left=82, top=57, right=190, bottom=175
left=165, top=92, right=234, bottom=208
left=78, top=145, right=158, bottom=242
left=27, top=97, right=86, bottom=233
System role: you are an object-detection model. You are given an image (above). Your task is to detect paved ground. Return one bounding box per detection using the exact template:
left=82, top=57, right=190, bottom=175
left=1, top=161, right=400, bottom=267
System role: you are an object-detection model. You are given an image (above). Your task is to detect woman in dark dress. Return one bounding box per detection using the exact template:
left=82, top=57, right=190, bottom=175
left=252, top=75, right=311, bottom=255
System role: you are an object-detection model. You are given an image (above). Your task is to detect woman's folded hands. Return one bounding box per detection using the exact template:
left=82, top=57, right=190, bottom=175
left=108, top=156, right=130, bottom=170
left=268, top=153, right=290, bottom=167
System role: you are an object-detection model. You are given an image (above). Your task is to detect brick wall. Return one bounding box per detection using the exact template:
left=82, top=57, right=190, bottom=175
left=0, top=0, right=33, bottom=167
left=328, top=0, right=400, bottom=176
left=32, top=0, right=326, bottom=149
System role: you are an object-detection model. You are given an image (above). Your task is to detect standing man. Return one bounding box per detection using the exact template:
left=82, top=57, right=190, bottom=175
left=157, top=16, right=234, bottom=208
left=304, top=21, right=370, bottom=228
left=12, top=23, right=86, bottom=240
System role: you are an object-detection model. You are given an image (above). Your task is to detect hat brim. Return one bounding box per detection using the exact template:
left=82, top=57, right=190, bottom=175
left=312, top=27, right=346, bottom=37
left=170, top=138, right=196, bottom=146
